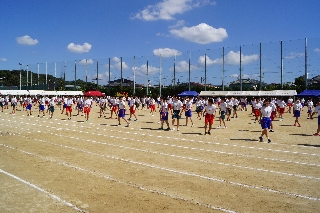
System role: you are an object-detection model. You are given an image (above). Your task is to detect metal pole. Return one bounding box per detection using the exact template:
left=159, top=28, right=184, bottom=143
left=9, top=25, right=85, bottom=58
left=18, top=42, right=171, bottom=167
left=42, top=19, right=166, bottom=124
left=30, top=65, right=32, bottom=89
left=188, top=51, right=191, bottom=91
left=26, top=64, right=29, bottom=90
left=19, top=63, right=22, bottom=90
left=159, top=55, right=162, bottom=96
left=133, top=56, right=136, bottom=95
left=54, top=62, right=56, bottom=91
left=63, top=61, right=66, bottom=90
left=74, top=60, right=76, bottom=91
left=108, top=58, right=111, bottom=95
left=120, top=57, right=123, bottom=89
left=46, top=62, right=48, bottom=88
left=146, top=60, right=149, bottom=95
left=204, top=53, right=207, bottom=91
left=37, top=63, right=39, bottom=89
left=174, top=54, right=176, bottom=88
left=280, top=41, right=283, bottom=89
left=305, top=38, right=308, bottom=90
left=240, top=45, right=242, bottom=91
left=86, top=59, right=88, bottom=87
left=222, top=47, right=225, bottom=91
left=96, top=60, right=99, bottom=90
left=259, top=43, right=262, bottom=91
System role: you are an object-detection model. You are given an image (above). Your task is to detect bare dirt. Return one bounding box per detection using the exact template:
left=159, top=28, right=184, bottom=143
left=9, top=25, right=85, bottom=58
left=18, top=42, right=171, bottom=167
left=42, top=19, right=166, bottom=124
left=0, top=104, right=319, bottom=213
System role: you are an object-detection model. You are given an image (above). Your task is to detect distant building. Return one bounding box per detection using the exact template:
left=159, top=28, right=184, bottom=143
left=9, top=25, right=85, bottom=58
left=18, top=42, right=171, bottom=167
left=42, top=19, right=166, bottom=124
left=105, top=78, right=144, bottom=87
left=229, top=78, right=267, bottom=90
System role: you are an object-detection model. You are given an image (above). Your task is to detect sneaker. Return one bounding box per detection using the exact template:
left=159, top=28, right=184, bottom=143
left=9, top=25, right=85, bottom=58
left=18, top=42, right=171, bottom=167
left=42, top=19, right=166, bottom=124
left=259, top=136, right=263, bottom=142
left=298, top=124, right=301, bottom=127
left=268, top=138, right=271, bottom=143
left=217, top=126, right=220, bottom=129
left=269, top=129, right=274, bottom=132
left=166, top=127, right=171, bottom=131
left=313, top=133, right=319, bottom=136
left=208, top=131, right=211, bottom=135
left=177, top=128, right=179, bottom=131
left=293, top=123, right=296, bottom=126
left=204, top=132, right=207, bottom=135
left=134, top=119, right=138, bottom=121
left=171, top=127, right=175, bottom=131
left=86, top=120, right=88, bottom=122
left=126, top=123, right=130, bottom=127
left=158, top=127, right=163, bottom=130
left=191, top=124, right=194, bottom=127
left=128, top=118, right=131, bottom=121
left=224, top=126, right=227, bottom=129
left=157, top=121, right=160, bottom=124
left=118, top=123, right=121, bottom=126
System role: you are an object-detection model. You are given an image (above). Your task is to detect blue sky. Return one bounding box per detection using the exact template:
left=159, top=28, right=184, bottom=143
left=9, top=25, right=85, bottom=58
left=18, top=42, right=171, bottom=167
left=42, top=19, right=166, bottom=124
left=0, top=0, right=320, bottom=86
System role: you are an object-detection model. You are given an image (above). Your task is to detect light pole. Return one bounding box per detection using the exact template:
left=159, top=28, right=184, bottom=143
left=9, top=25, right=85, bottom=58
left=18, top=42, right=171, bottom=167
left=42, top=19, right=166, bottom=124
left=19, top=63, right=22, bottom=90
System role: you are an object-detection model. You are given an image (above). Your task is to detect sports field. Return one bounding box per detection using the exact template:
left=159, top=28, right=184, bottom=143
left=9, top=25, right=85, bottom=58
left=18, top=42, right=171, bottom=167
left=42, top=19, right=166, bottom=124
left=0, top=105, right=319, bottom=213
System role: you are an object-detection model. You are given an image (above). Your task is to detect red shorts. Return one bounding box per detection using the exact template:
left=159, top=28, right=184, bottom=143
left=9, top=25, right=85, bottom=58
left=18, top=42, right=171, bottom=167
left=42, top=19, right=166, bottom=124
left=254, top=109, right=260, bottom=116
left=168, top=104, right=172, bottom=109
left=205, top=114, right=214, bottom=125
left=217, top=102, right=220, bottom=107
left=288, top=103, right=293, bottom=107
left=150, top=105, right=155, bottom=111
left=84, top=107, right=90, bottom=114
left=130, top=106, right=135, bottom=114
left=271, top=111, right=276, bottom=121
left=112, top=105, right=118, bottom=112
left=279, top=108, right=285, bottom=114
left=66, top=106, right=72, bottom=113
left=183, top=104, right=186, bottom=110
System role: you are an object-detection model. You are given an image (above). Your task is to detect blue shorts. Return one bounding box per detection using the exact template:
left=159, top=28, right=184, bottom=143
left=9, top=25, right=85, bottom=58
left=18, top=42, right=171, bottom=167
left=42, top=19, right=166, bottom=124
left=260, top=117, right=271, bottom=129
left=161, top=112, right=169, bottom=121
left=318, top=115, right=320, bottom=125
left=40, top=105, right=45, bottom=111
left=118, top=109, right=126, bottom=118
left=185, top=109, right=192, bottom=117
left=63, top=104, right=67, bottom=109
left=243, top=103, right=247, bottom=107
left=26, top=104, right=32, bottom=110
left=294, top=110, right=300, bottom=117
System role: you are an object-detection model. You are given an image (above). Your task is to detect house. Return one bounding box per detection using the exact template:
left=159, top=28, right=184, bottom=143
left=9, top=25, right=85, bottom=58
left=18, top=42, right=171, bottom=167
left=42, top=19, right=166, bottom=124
left=228, top=78, right=266, bottom=90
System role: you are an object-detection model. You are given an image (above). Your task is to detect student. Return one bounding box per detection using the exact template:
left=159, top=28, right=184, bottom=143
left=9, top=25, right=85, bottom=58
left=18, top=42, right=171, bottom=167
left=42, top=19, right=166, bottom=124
left=195, top=97, right=204, bottom=120
left=307, top=98, right=314, bottom=119
left=259, top=99, right=272, bottom=143
left=11, top=96, right=17, bottom=115
left=83, top=96, right=91, bottom=122
left=66, top=96, right=73, bottom=120
left=0, top=96, right=4, bottom=112
left=117, top=97, right=130, bottom=127
left=269, top=100, right=277, bottom=132
left=203, top=98, right=216, bottom=135
left=149, top=97, right=156, bottom=116
left=217, top=98, right=227, bottom=129
left=287, top=97, right=294, bottom=113
left=98, top=97, right=106, bottom=118
left=61, top=96, right=68, bottom=115
left=253, top=99, right=262, bottom=123
left=313, top=100, right=320, bottom=136
left=171, top=96, right=182, bottom=131
left=184, top=97, right=194, bottom=127
left=38, top=96, right=46, bottom=117
left=226, top=98, right=232, bottom=121
left=293, top=99, right=302, bottom=127
left=277, top=98, right=286, bottom=120
left=158, top=97, right=171, bottom=130
left=48, top=97, right=55, bottom=118
left=128, top=96, right=138, bottom=121
left=24, top=96, right=31, bottom=116
left=231, top=97, right=239, bottom=118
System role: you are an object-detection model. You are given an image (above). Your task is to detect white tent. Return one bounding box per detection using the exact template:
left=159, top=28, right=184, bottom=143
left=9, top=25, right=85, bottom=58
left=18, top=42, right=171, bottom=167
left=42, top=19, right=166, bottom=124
left=199, top=90, right=297, bottom=97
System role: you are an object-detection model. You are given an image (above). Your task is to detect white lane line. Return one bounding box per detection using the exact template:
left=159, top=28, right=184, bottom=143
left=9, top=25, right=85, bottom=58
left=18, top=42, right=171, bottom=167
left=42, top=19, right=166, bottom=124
left=5, top=138, right=320, bottom=202
left=0, top=168, right=89, bottom=213
left=0, top=144, right=237, bottom=213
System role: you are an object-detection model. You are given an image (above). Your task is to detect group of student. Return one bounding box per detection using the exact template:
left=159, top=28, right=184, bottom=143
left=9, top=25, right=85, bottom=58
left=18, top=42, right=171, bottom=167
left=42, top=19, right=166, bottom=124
left=0, top=94, right=319, bottom=140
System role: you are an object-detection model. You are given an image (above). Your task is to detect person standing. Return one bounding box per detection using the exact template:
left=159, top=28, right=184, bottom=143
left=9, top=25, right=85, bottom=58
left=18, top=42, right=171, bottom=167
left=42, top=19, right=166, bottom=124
left=203, top=98, right=216, bottom=135
left=48, top=97, right=55, bottom=119
left=128, top=96, right=138, bottom=121
left=158, top=97, right=171, bottom=130
left=171, top=96, right=182, bottom=131
left=0, top=96, right=4, bottom=112
left=11, top=96, right=17, bottom=115
left=184, top=97, right=194, bottom=127
left=66, top=96, right=73, bottom=120
left=312, top=100, right=320, bottom=136
left=293, top=99, right=302, bottom=127
left=118, top=97, right=130, bottom=127
left=83, top=96, right=91, bottom=122
left=231, top=97, right=239, bottom=118
left=307, top=98, right=314, bottom=119
left=259, top=99, right=272, bottom=143
left=287, top=97, right=294, bottom=113
left=38, top=96, right=45, bottom=117
left=217, top=98, right=227, bottom=129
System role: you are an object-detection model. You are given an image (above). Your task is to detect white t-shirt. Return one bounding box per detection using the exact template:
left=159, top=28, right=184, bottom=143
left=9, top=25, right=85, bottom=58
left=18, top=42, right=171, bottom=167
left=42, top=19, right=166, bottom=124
left=261, top=106, right=272, bottom=117
left=293, top=102, right=302, bottom=111
left=220, top=102, right=227, bottom=111
left=205, top=104, right=216, bottom=115
left=172, top=100, right=182, bottom=110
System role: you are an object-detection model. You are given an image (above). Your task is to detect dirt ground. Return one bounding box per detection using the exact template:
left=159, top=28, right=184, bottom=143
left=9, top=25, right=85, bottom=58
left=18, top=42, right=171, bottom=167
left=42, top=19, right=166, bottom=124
left=0, top=103, right=319, bottom=213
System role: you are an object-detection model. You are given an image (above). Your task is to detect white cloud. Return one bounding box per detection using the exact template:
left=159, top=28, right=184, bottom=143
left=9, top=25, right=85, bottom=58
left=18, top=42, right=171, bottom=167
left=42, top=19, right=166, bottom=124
left=284, top=52, right=304, bottom=59
left=169, top=60, right=198, bottom=72
left=314, top=48, right=320, bottom=53
left=197, top=55, right=221, bottom=67
left=132, top=0, right=215, bottom=21
left=67, top=42, right=92, bottom=53
left=107, top=57, right=129, bottom=70
left=0, top=58, right=7, bottom=62
left=112, top=57, right=121, bottom=63
left=169, top=20, right=186, bottom=29
left=153, top=48, right=182, bottom=57
left=170, top=23, right=228, bottom=44
left=133, top=64, right=160, bottom=76
left=79, top=59, right=94, bottom=65
left=16, top=35, right=38, bottom=45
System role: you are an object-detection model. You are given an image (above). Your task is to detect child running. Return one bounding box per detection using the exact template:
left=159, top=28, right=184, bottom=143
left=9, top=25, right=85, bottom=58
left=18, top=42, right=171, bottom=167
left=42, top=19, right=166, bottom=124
left=293, top=99, right=302, bottom=127
left=83, top=96, right=91, bottom=122
left=259, top=99, right=272, bottom=143
left=203, top=98, right=216, bottom=135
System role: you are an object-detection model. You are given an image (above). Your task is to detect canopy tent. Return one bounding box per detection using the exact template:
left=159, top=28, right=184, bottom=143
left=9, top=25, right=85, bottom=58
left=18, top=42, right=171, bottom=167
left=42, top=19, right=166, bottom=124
left=199, top=90, right=297, bottom=97
left=178, top=91, right=199, bottom=97
left=296, top=90, right=320, bottom=97
left=83, top=90, right=104, bottom=97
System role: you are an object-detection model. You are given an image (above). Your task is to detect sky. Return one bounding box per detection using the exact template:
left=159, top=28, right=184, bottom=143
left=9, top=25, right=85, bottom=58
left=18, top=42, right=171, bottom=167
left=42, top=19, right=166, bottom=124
left=0, top=0, right=320, bottom=86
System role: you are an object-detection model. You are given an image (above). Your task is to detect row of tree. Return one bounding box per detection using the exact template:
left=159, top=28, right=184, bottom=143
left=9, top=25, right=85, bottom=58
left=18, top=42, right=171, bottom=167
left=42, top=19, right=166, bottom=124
left=0, top=70, right=318, bottom=98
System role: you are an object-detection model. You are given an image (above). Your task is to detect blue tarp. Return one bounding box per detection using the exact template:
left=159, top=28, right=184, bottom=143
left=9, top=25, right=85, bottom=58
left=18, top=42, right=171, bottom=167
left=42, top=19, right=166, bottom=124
left=178, top=91, right=199, bottom=97
left=296, top=90, right=320, bottom=97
